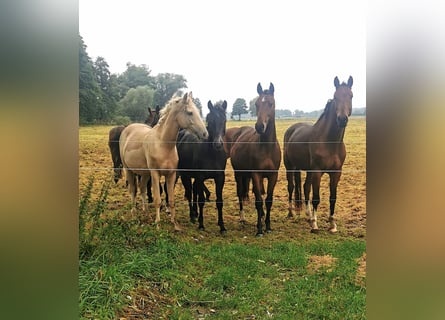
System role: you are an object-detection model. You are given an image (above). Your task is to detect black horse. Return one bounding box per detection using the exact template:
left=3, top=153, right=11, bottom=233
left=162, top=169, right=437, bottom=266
left=176, top=100, right=228, bottom=233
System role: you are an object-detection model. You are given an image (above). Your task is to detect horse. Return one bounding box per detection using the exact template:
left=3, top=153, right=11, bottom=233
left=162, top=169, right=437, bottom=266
left=283, top=76, right=353, bottom=233
left=228, top=83, right=281, bottom=236
left=119, top=93, right=208, bottom=230
left=177, top=100, right=228, bottom=233
left=108, top=105, right=161, bottom=184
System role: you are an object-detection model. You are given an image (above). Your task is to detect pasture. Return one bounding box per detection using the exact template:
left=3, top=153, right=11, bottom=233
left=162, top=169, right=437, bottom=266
left=79, top=117, right=366, bottom=319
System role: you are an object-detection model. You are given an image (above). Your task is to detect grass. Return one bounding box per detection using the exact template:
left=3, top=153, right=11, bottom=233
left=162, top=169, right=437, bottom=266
left=79, top=230, right=365, bottom=319
left=79, top=117, right=366, bottom=319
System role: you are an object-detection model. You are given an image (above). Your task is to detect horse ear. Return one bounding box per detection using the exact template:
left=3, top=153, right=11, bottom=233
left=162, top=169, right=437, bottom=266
left=207, top=100, right=214, bottom=111
left=257, top=83, right=263, bottom=95
left=347, top=76, right=353, bottom=88
left=182, top=92, right=188, bottom=103
left=222, top=100, right=227, bottom=110
left=269, top=83, right=274, bottom=95
left=148, top=107, right=152, bottom=115
left=334, top=76, right=340, bottom=88
left=156, top=105, right=160, bottom=112
left=189, top=91, right=193, bottom=100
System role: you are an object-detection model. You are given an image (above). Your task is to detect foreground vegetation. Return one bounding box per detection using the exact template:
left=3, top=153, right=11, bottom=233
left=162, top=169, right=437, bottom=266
left=79, top=118, right=366, bottom=319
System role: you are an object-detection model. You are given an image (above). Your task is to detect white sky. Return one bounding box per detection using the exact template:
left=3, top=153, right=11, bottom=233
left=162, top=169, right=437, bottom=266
left=79, top=0, right=366, bottom=114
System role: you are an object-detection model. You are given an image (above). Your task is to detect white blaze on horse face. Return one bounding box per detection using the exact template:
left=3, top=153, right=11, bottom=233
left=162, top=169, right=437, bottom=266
left=262, top=96, right=266, bottom=103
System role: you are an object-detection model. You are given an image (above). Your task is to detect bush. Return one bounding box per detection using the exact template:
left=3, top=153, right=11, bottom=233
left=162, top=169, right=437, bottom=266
left=112, top=115, right=131, bottom=126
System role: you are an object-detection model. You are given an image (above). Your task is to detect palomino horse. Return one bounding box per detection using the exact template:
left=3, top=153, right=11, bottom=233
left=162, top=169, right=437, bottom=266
left=177, top=100, right=228, bottom=233
left=283, top=76, right=353, bottom=233
left=108, top=105, right=161, bottom=184
left=229, top=83, right=281, bottom=236
left=119, top=93, right=208, bottom=230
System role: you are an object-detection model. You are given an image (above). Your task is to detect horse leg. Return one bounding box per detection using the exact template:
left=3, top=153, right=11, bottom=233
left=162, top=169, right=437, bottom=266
left=163, top=181, right=170, bottom=214
left=204, top=183, right=211, bottom=202
left=166, top=172, right=180, bottom=231
left=146, top=176, right=153, bottom=203
left=139, top=174, right=150, bottom=213
left=286, top=170, right=294, bottom=218
left=125, top=170, right=137, bottom=213
left=328, top=172, right=341, bottom=233
left=303, top=172, right=312, bottom=221
left=192, top=179, right=199, bottom=220
left=251, top=174, right=265, bottom=236
left=234, top=172, right=246, bottom=223
left=150, top=171, right=163, bottom=229
left=215, top=174, right=226, bottom=234
left=295, top=171, right=303, bottom=212
left=196, top=178, right=206, bottom=231
left=310, top=172, right=322, bottom=233
left=265, top=173, right=278, bottom=233
left=181, top=175, right=195, bottom=223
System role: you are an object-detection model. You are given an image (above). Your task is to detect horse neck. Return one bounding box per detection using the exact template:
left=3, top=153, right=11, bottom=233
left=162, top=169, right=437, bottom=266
left=313, top=104, right=345, bottom=143
left=261, top=117, right=278, bottom=144
left=156, top=110, right=180, bottom=146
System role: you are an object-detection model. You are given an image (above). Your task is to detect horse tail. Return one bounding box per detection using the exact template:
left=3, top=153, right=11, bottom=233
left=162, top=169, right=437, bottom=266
left=108, top=126, right=125, bottom=183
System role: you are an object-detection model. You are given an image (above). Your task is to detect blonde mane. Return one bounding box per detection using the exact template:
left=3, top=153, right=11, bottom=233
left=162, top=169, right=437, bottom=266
left=157, top=95, right=184, bottom=126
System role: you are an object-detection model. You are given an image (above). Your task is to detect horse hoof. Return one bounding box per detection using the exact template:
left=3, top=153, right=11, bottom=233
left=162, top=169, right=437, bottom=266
left=220, top=229, right=227, bottom=236
left=239, top=220, right=246, bottom=225
left=266, top=229, right=272, bottom=234
left=310, top=228, right=319, bottom=234
left=287, top=213, right=293, bottom=219
left=198, top=226, right=205, bottom=231
left=256, top=233, right=264, bottom=237
left=329, top=227, right=338, bottom=234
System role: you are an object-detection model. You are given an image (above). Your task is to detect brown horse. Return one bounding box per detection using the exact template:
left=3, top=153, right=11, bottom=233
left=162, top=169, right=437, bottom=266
left=229, top=83, right=281, bottom=236
left=283, top=76, right=353, bottom=233
left=119, top=93, right=208, bottom=230
left=108, top=105, right=161, bottom=184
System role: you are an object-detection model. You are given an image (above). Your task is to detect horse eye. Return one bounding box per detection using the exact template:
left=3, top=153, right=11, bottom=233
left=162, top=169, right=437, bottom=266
left=187, top=111, right=193, bottom=116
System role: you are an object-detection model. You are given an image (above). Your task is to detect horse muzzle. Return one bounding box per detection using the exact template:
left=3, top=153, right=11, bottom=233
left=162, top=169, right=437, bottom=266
left=255, top=122, right=267, bottom=134
left=212, top=137, right=224, bottom=151
left=336, top=116, right=348, bottom=128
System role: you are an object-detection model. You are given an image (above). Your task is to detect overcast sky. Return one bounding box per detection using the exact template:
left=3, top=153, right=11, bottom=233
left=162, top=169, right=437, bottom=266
left=79, top=0, right=366, bottom=114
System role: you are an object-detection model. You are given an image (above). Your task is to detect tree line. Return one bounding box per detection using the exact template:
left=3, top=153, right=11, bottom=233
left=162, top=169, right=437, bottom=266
left=79, top=35, right=196, bottom=125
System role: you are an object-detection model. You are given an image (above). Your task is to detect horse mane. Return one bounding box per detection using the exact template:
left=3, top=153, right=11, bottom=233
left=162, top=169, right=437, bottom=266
left=315, top=99, right=334, bottom=122
left=157, top=96, right=182, bottom=126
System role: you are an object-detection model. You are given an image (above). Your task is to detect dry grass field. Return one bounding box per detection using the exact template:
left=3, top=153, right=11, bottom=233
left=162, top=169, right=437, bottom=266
left=79, top=117, right=366, bottom=242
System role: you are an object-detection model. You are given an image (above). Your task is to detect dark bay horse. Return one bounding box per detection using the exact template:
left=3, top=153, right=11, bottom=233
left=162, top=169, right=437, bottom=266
left=177, top=100, right=228, bottom=233
left=283, top=76, right=353, bottom=233
left=119, top=93, right=208, bottom=230
left=229, top=83, right=281, bottom=236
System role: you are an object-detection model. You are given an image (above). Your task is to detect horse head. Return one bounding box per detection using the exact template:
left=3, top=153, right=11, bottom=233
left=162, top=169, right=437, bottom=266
left=177, top=92, right=209, bottom=140
left=333, top=76, right=353, bottom=128
left=255, top=82, right=275, bottom=135
left=145, top=105, right=161, bottom=126
left=206, top=100, right=227, bottom=151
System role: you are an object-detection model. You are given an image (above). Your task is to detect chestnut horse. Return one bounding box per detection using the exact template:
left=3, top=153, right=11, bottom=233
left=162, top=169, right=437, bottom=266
left=283, top=76, right=353, bottom=233
left=229, top=83, right=281, bottom=236
left=119, top=93, right=208, bottom=230
left=177, top=100, right=228, bottom=233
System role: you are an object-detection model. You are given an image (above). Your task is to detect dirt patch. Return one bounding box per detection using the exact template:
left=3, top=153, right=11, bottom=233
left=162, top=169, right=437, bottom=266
left=118, top=282, right=174, bottom=319
left=307, top=255, right=338, bottom=274
left=355, top=252, right=366, bottom=287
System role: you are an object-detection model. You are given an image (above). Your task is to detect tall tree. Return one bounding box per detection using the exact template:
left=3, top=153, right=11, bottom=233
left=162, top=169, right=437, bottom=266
left=116, top=63, right=154, bottom=99
left=232, top=98, right=248, bottom=120
left=93, top=56, right=119, bottom=122
left=192, top=97, right=203, bottom=117
left=153, top=73, right=188, bottom=107
left=117, top=86, right=155, bottom=122
left=248, top=97, right=258, bottom=116
left=79, top=35, right=105, bottom=124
